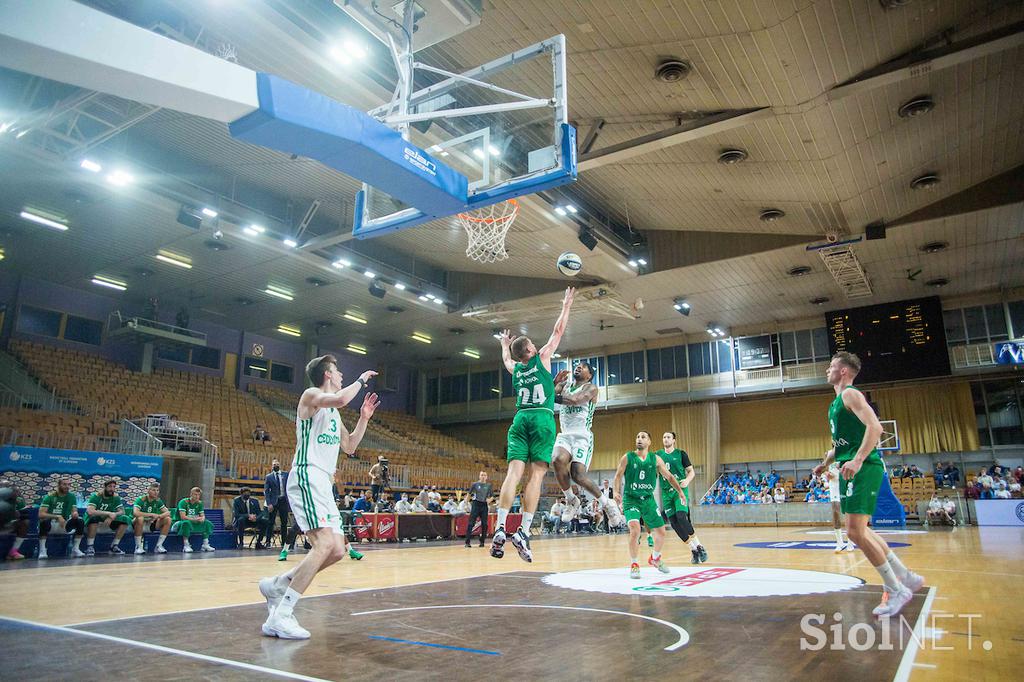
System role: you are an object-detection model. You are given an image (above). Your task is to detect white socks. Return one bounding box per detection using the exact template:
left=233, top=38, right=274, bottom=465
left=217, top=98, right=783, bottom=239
left=652, top=551, right=661, bottom=561
left=497, top=508, right=509, bottom=530
left=521, top=512, right=534, bottom=535
left=276, top=587, right=301, bottom=617
left=12, top=537, right=24, bottom=551
left=834, top=529, right=843, bottom=545
left=275, top=568, right=297, bottom=589
left=86, top=538, right=95, bottom=547
left=874, top=560, right=902, bottom=591
left=689, top=537, right=702, bottom=550
left=886, top=551, right=909, bottom=580
left=157, top=534, right=167, bottom=547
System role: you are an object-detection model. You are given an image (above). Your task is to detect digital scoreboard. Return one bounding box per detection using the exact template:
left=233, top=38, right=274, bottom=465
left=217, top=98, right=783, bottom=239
left=826, top=296, right=950, bottom=383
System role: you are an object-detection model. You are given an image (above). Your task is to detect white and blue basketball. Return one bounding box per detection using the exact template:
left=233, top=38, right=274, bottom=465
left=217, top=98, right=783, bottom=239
left=556, top=252, right=583, bottom=277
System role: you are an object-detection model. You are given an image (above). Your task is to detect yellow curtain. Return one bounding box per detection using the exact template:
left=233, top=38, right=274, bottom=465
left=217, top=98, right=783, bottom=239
left=872, top=382, right=978, bottom=454
left=720, top=393, right=832, bottom=463
left=590, top=408, right=674, bottom=469
left=669, top=401, right=718, bottom=471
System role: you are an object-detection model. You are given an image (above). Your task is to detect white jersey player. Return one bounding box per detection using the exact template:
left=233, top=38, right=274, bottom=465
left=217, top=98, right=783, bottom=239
left=552, top=363, right=623, bottom=527
left=826, top=463, right=854, bottom=552
left=259, top=354, right=379, bottom=640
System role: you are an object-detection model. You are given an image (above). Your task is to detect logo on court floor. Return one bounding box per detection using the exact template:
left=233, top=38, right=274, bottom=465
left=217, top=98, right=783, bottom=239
left=735, top=541, right=910, bottom=551
left=1016, top=503, right=1024, bottom=523
left=543, top=566, right=863, bottom=598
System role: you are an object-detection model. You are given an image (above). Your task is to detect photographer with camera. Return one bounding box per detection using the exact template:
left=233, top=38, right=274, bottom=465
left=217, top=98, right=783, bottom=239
left=368, top=455, right=389, bottom=502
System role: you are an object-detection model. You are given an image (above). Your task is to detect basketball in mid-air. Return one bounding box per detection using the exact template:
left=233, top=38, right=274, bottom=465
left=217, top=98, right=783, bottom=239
left=556, top=252, right=582, bottom=277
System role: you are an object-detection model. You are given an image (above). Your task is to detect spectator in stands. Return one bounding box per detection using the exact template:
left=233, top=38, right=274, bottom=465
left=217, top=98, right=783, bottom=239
left=773, top=486, right=787, bottom=504
left=352, top=490, right=374, bottom=513
left=394, top=493, right=413, bottom=514
left=252, top=424, right=272, bottom=443
left=1014, top=466, right=1023, bottom=485
left=232, top=487, right=269, bottom=549
left=442, top=495, right=459, bottom=514
left=927, top=494, right=943, bottom=524
left=978, top=470, right=995, bottom=499
left=415, top=486, right=429, bottom=509
left=264, top=459, right=290, bottom=546
left=342, top=489, right=356, bottom=510
left=132, top=482, right=171, bottom=554
left=1, top=479, right=30, bottom=560
left=1008, top=477, right=1021, bottom=496
left=994, top=481, right=1011, bottom=499
left=411, top=495, right=427, bottom=512
left=987, top=461, right=1003, bottom=477
left=907, top=464, right=923, bottom=479
left=457, top=496, right=471, bottom=516
left=374, top=495, right=393, bottom=513
left=964, top=477, right=980, bottom=500
left=426, top=487, right=441, bottom=513
left=946, top=463, right=961, bottom=486
left=941, top=496, right=957, bottom=525
left=174, top=486, right=215, bottom=553
left=85, top=480, right=132, bottom=556
left=37, top=476, right=86, bottom=559
left=368, top=456, right=385, bottom=501
left=545, top=498, right=566, bottom=534
left=890, top=464, right=905, bottom=479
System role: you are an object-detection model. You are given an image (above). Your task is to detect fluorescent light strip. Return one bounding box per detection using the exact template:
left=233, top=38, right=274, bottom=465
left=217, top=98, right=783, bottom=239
left=343, top=313, right=367, bottom=325
left=394, top=282, right=406, bottom=291
left=462, top=349, right=480, bottom=359
left=106, top=170, right=133, bottom=186
left=283, top=239, right=298, bottom=248
left=363, top=270, right=376, bottom=278
left=201, top=207, right=218, bottom=218
left=155, top=253, right=192, bottom=269
left=91, top=275, right=126, bottom=291
left=277, top=325, right=301, bottom=337
left=411, top=334, right=432, bottom=344
left=20, top=210, right=68, bottom=231
left=80, top=159, right=102, bottom=173
left=264, top=287, right=294, bottom=301
left=347, top=344, right=367, bottom=355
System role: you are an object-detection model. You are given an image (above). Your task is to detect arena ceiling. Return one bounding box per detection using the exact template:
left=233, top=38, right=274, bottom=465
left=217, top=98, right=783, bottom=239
left=0, top=0, right=1022, bottom=365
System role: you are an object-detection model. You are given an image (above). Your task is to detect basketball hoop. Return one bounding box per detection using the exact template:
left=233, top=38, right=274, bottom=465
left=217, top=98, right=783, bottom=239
left=457, top=199, right=518, bottom=263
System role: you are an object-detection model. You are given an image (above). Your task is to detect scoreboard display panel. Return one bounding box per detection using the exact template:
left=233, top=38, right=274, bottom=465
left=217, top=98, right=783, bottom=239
left=826, top=296, right=950, bottom=383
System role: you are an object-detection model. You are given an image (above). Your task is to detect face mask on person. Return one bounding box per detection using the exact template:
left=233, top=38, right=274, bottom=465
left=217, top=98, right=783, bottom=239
left=273, top=465, right=280, bottom=472
left=242, top=493, right=250, bottom=499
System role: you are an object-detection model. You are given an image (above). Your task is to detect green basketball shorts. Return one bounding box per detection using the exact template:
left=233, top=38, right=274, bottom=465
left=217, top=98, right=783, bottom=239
left=622, top=494, right=665, bottom=529
left=838, top=458, right=885, bottom=516
left=507, top=409, right=556, bottom=464
left=661, top=487, right=690, bottom=516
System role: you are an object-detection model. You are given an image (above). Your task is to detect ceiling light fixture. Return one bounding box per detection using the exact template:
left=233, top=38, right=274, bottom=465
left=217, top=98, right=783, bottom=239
left=759, top=208, right=785, bottom=222
left=347, top=343, right=367, bottom=355
left=555, top=206, right=567, bottom=216
left=910, top=173, right=940, bottom=190
left=363, top=270, right=376, bottom=278
left=277, top=325, right=301, bottom=337
left=418, top=295, right=429, bottom=301
left=462, top=349, right=480, bottom=359
left=201, top=207, right=218, bottom=218
left=106, top=170, right=134, bottom=187
left=343, top=312, right=368, bottom=325
left=717, top=148, right=748, bottom=164
left=91, top=274, right=127, bottom=291
left=394, top=282, right=407, bottom=291
left=898, top=95, right=935, bottom=118
left=244, top=224, right=265, bottom=236
left=80, top=159, right=102, bottom=173
left=20, top=210, right=68, bottom=231
left=411, top=333, right=432, bottom=344
left=264, top=286, right=294, bottom=301
left=155, top=252, right=192, bottom=269
left=283, top=238, right=298, bottom=248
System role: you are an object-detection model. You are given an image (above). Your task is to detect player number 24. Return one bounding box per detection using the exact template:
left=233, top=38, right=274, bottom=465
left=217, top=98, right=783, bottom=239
left=518, top=385, right=546, bottom=405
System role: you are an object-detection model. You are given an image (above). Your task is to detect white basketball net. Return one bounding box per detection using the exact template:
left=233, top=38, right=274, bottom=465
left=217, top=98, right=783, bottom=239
left=458, top=199, right=518, bottom=263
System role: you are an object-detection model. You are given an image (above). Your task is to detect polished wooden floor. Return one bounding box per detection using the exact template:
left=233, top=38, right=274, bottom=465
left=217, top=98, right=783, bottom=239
left=1, top=525, right=1020, bottom=681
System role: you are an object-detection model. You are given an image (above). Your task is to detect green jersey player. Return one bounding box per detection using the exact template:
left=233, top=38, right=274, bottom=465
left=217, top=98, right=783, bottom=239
left=613, top=431, right=687, bottom=578
left=84, top=480, right=131, bottom=556
left=813, top=352, right=924, bottom=618
left=655, top=431, right=707, bottom=564
left=492, top=287, right=575, bottom=563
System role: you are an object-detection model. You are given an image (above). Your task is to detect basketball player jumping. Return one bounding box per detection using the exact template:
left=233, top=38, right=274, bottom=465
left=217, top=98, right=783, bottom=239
left=492, top=286, right=575, bottom=562
left=552, top=362, right=624, bottom=528
left=814, top=352, right=923, bottom=617
left=259, top=355, right=379, bottom=639
left=613, top=431, right=688, bottom=578
left=654, top=431, right=708, bottom=564
left=824, top=463, right=854, bottom=552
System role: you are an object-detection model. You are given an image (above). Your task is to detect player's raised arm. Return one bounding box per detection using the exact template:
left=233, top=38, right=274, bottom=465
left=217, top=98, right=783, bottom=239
left=656, top=456, right=686, bottom=498
left=304, top=370, right=377, bottom=411
left=497, top=329, right=516, bottom=374
left=340, top=393, right=380, bottom=455
left=538, top=287, right=575, bottom=363
left=611, top=453, right=629, bottom=507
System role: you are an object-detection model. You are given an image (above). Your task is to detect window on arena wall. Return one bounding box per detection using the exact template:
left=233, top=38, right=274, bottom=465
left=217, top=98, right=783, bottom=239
left=973, top=380, right=1024, bottom=446
left=607, top=350, right=644, bottom=385
left=470, top=369, right=498, bottom=401
left=243, top=356, right=269, bottom=378
left=946, top=304, right=1012, bottom=347
left=440, top=374, right=468, bottom=404
left=16, top=305, right=61, bottom=338
left=778, top=328, right=830, bottom=366
left=1009, top=300, right=1024, bottom=339
left=157, top=346, right=189, bottom=363
left=270, top=362, right=294, bottom=384
left=190, top=346, right=221, bottom=369
left=62, top=315, right=103, bottom=345
left=426, top=376, right=439, bottom=405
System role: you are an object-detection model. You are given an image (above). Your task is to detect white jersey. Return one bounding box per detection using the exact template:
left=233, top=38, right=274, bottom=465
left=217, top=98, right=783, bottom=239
left=291, top=405, right=342, bottom=476
left=827, top=463, right=841, bottom=502
left=558, top=383, right=595, bottom=435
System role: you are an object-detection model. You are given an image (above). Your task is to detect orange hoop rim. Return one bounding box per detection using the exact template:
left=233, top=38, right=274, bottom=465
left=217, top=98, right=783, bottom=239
left=456, top=198, right=518, bottom=224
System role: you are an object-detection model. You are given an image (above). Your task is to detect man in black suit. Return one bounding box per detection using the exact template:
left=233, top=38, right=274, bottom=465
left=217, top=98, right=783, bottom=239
left=232, top=487, right=270, bottom=549
left=264, top=459, right=290, bottom=546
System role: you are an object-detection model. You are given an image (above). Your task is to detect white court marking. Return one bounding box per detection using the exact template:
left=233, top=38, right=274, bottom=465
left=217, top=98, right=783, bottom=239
left=893, top=586, right=938, bottom=682
left=0, top=616, right=330, bottom=682
left=805, top=530, right=928, bottom=536
left=351, top=604, right=690, bottom=652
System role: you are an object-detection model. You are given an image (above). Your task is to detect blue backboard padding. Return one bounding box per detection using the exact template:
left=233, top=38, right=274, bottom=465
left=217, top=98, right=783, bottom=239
left=229, top=73, right=468, bottom=216
left=353, top=123, right=578, bottom=239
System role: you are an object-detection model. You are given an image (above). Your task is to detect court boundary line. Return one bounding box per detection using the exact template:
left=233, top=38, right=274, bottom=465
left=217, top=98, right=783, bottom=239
left=892, top=586, right=938, bottom=682
left=0, top=616, right=331, bottom=682
left=65, top=572, right=532, bottom=627
left=350, top=604, right=691, bottom=651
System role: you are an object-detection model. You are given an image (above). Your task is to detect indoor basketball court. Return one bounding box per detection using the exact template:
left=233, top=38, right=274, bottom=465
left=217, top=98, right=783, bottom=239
left=0, top=1, right=1023, bottom=680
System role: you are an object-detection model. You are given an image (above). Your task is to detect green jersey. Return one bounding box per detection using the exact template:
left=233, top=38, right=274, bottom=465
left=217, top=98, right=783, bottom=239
left=513, top=354, right=555, bottom=413
left=40, top=492, right=78, bottom=519
left=134, top=496, right=167, bottom=515
left=828, top=387, right=881, bottom=464
left=623, top=450, right=659, bottom=498
left=177, top=498, right=204, bottom=519
left=87, top=493, right=123, bottom=514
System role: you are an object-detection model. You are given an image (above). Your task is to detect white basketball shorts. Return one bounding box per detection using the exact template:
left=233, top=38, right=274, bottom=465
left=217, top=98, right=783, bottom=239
left=287, top=466, right=343, bottom=535
left=554, top=431, right=594, bottom=470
